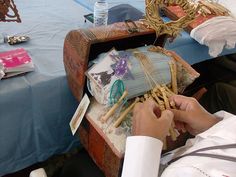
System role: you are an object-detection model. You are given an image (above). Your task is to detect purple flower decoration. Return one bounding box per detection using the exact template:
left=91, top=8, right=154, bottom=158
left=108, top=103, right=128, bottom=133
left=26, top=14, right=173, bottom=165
left=110, top=51, right=134, bottom=79
left=114, top=58, right=127, bottom=77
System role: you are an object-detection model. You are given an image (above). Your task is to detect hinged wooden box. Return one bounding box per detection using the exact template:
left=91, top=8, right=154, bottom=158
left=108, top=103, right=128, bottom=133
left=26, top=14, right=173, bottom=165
left=63, top=21, right=166, bottom=102
left=63, top=21, right=197, bottom=177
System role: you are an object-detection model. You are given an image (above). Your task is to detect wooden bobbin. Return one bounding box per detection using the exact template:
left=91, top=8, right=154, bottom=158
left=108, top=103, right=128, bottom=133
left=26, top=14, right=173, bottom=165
left=168, top=60, right=178, bottom=94
left=163, top=138, right=167, bottom=150
left=169, top=122, right=177, bottom=141
left=159, top=87, right=178, bottom=141
left=144, top=94, right=150, bottom=100
left=113, top=97, right=140, bottom=128
left=101, top=90, right=128, bottom=123
left=163, top=85, right=175, bottom=97
left=160, top=87, right=170, bottom=109
left=170, top=101, right=177, bottom=109
left=151, top=91, right=165, bottom=111
left=151, top=91, right=163, bottom=105
left=140, top=97, right=145, bottom=103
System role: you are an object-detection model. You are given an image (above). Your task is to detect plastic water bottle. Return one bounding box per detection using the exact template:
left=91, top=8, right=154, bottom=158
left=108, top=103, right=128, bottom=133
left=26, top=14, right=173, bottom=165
left=94, top=0, right=108, bottom=27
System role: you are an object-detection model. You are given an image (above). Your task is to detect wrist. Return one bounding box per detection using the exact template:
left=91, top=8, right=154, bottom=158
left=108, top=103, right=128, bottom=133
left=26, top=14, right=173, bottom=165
left=203, top=114, right=222, bottom=132
left=129, top=135, right=163, bottom=145
left=133, top=133, right=163, bottom=142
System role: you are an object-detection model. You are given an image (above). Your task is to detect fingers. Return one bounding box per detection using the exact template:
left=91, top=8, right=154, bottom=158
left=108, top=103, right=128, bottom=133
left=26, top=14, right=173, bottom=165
left=133, top=99, right=160, bottom=117
left=132, top=100, right=174, bottom=139
left=133, top=102, right=142, bottom=116
left=169, top=95, right=188, bottom=110
left=133, top=99, right=155, bottom=113
left=160, top=110, right=173, bottom=127
left=132, top=102, right=142, bottom=135
left=145, top=98, right=159, bottom=112
left=170, top=95, right=197, bottom=111
left=161, top=110, right=173, bottom=121
left=170, top=109, right=190, bottom=124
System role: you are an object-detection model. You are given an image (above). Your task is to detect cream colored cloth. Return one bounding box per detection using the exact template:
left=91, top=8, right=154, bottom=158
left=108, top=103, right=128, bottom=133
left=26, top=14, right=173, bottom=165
left=190, top=16, right=236, bottom=57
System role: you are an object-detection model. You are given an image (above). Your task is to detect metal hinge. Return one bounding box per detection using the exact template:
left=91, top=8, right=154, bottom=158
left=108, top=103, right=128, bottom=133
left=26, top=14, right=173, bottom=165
left=125, top=19, right=139, bottom=34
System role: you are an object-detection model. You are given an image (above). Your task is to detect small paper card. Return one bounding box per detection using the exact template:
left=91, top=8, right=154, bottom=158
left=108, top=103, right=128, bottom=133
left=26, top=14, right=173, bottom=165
left=86, top=49, right=118, bottom=89
left=70, top=94, right=90, bottom=135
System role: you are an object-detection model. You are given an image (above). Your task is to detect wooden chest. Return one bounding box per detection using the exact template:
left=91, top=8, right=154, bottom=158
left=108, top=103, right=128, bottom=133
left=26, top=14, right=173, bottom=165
left=63, top=22, right=192, bottom=177
left=63, top=21, right=166, bottom=102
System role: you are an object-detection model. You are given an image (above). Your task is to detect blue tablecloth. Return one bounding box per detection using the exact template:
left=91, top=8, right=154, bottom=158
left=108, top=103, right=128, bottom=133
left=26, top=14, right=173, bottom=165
left=0, top=0, right=90, bottom=175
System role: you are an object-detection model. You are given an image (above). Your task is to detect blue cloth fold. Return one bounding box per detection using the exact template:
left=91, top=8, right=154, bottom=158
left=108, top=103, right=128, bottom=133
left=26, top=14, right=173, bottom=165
left=108, top=4, right=144, bottom=24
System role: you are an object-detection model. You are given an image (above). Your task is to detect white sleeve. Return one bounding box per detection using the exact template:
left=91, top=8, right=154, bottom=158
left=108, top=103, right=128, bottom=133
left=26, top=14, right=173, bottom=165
left=197, top=111, right=236, bottom=142
left=121, top=136, right=163, bottom=177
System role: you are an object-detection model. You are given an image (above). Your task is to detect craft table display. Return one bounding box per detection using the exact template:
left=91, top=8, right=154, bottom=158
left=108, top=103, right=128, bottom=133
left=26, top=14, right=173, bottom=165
left=63, top=21, right=199, bottom=177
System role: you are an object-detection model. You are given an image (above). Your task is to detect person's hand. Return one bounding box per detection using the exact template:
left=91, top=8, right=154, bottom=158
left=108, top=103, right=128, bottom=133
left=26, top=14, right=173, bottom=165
left=132, top=99, right=173, bottom=142
left=169, top=95, right=220, bottom=136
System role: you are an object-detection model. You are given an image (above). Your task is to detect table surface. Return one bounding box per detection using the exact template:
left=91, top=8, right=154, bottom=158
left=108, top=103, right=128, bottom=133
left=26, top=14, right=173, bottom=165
left=0, top=0, right=90, bottom=175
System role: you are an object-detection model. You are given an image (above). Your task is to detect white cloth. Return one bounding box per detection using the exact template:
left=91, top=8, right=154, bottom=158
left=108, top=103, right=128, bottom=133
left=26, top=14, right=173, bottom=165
left=190, top=16, right=236, bottom=57
left=121, top=111, right=236, bottom=177
left=29, top=168, right=47, bottom=177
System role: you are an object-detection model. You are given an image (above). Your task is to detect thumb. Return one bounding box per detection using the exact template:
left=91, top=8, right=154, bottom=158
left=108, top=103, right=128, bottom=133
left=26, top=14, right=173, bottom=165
left=170, top=109, right=190, bottom=124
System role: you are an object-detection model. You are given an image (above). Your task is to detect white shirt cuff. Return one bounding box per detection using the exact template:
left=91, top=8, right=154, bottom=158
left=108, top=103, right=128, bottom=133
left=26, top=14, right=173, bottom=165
left=121, top=136, right=163, bottom=177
